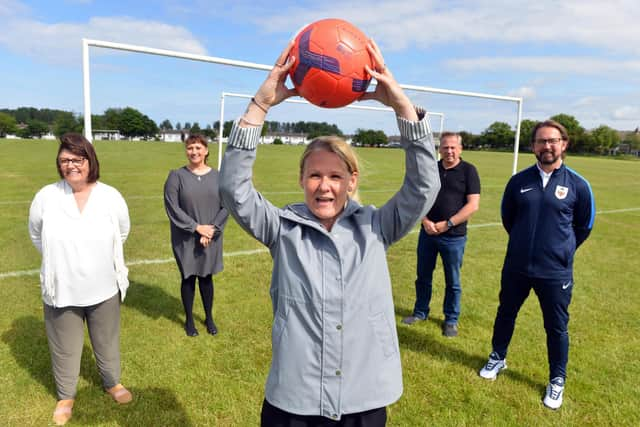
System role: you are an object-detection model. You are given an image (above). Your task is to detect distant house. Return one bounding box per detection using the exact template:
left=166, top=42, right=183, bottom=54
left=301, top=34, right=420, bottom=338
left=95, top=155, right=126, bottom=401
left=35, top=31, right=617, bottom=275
left=93, top=130, right=122, bottom=141
left=609, top=142, right=640, bottom=157
left=260, top=132, right=307, bottom=145
left=258, top=132, right=358, bottom=145
left=612, top=127, right=640, bottom=156
left=386, top=135, right=402, bottom=148
left=159, top=129, right=187, bottom=143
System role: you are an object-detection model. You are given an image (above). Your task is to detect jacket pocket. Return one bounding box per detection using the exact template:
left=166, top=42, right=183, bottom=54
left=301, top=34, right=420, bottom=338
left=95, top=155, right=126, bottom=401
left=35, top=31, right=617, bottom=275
left=369, top=311, right=397, bottom=359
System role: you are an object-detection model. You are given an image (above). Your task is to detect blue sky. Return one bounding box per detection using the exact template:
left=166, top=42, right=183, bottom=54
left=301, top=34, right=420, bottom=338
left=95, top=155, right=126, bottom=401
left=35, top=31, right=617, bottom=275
left=1, top=0, right=639, bottom=135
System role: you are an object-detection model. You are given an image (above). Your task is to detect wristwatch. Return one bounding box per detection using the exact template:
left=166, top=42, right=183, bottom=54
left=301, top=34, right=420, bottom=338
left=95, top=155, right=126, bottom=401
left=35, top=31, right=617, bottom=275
left=447, top=219, right=455, bottom=229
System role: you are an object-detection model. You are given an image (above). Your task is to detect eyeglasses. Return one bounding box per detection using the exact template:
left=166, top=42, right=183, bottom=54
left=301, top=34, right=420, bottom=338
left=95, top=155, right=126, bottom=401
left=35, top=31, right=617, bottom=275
left=534, top=138, right=564, bottom=146
left=58, top=157, right=86, bottom=167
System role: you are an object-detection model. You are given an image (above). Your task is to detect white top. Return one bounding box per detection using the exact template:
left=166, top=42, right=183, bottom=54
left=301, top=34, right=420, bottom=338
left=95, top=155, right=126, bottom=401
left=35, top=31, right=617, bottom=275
left=537, top=160, right=563, bottom=189
left=28, top=180, right=130, bottom=307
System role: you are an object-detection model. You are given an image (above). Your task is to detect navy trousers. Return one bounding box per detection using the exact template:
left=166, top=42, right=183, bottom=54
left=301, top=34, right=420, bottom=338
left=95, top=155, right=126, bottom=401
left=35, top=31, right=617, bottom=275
left=491, top=269, right=573, bottom=380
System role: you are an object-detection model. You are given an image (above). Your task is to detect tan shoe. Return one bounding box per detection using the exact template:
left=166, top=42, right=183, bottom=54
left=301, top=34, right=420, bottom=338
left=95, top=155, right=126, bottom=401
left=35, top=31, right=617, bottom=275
left=106, top=383, right=133, bottom=404
left=52, top=399, right=74, bottom=426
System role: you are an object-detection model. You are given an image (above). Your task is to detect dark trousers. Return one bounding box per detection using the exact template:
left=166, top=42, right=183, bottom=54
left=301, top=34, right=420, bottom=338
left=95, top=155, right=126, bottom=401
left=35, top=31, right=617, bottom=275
left=413, top=229, right=467, bottom=324
left=261, top=400, right=387, bottom=427
left=491, top=269, right=573, bottom=380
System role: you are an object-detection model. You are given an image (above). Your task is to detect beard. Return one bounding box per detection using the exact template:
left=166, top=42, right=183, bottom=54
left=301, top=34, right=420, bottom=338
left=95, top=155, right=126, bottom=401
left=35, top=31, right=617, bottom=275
left=536, top=150, right=560, bottom=165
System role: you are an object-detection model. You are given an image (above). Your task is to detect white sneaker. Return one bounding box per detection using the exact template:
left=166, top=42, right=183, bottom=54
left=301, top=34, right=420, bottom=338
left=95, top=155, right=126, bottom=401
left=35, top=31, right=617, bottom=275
left=543, top=377, right=565, bottom=409
left=479, top=351, right=507, bottom=380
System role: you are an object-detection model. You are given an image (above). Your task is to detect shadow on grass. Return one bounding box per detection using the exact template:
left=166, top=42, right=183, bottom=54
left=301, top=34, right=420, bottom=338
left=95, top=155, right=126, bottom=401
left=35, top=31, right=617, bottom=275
left=3, top=317, right=194, bottom=425
left=396, top=318, right=542, bottom=393
left=72, top=386, right=193, bottom=426
left=2, top=315, right=111, bottom=398
left=125, top=280, right=183, bottom=326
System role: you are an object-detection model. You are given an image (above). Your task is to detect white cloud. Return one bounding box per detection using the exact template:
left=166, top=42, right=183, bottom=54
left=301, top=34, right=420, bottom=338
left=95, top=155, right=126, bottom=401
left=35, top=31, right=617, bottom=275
left=508, top=86, right=536, bottom=99
left=444, top=57, right=640, bottom=75
left=572, top=97, right=599, bottom=108
left=0, top=13, right=207, bottom=65
left=0, top=0, right=29, bottom=16
left=251, top=0, right=640, bottom=55
left=612, top=106, right=640, bottom=120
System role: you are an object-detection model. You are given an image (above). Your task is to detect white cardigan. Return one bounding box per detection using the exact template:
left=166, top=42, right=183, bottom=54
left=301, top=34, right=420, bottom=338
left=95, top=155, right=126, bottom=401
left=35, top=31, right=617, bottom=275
left=28, top=180, right=130, bottom=307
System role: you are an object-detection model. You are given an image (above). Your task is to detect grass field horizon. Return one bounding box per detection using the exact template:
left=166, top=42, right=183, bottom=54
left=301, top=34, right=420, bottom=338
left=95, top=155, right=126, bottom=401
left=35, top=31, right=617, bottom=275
left=1, top=138, right=638, bottom=426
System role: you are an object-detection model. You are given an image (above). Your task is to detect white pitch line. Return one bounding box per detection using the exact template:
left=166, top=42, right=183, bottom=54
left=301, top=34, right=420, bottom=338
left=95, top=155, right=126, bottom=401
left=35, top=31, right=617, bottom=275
left=1, top=207, right=638, bottom=280
left=0, top=269, right=40, bottom=279
left=0, top=200, right=32, bottom=206
left=596, top=207, right=640, bottom=214
left=125, top=248, right=269, bottom=267
left=0, top=249, right=269, bottom=280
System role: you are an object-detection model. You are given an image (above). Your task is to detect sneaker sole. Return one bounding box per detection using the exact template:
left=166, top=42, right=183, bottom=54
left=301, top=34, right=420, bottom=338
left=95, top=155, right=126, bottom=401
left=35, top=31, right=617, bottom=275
left=478, top=365, right=506, bottom=380
left=542, top=399, right=562, bottom=410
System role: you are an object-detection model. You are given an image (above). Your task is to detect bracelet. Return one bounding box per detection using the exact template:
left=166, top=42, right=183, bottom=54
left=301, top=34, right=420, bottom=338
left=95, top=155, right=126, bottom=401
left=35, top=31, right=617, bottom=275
left=240, top=116, right=264, bottom=127
left=251, top=97, right=269, bottom=113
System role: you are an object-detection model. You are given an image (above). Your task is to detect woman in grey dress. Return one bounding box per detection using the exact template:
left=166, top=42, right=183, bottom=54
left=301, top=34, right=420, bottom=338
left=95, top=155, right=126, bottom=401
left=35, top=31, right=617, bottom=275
left=164, top=134, right=228, bottom=336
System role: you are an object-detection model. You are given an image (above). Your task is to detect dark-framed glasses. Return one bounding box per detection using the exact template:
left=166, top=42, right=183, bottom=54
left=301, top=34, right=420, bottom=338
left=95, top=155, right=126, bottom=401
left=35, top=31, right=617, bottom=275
left=58, top=157, right=86, bottom=167
left=534, top=138, right=564, bottom=146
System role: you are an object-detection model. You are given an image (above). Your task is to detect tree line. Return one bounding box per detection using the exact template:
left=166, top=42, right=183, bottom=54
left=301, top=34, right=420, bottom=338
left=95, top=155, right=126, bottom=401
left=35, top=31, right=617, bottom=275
left=463, top=114, right=639, bottom=154
left=0, top=107, right=344, bottom=141
left=1, top=106, right=637, bottom=155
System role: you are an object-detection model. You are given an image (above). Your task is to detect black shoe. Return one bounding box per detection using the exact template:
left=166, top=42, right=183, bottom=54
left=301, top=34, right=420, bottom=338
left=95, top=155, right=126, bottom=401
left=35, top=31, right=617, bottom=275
left=185, top=323, right=199, bottom=337
left=402, top=315, right=425, bottom=325
left=442, top=323, right=458, bottom=337
left=205, top=320, right=218, bottom=336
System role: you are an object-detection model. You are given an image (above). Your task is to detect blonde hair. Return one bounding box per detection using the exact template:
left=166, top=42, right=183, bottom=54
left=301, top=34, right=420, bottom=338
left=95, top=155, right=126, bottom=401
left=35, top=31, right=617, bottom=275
left=300, top=136, right=360, bottom=202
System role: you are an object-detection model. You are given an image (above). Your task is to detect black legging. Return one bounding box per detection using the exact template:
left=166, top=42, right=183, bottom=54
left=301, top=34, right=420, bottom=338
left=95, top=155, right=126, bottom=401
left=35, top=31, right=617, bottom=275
left=181, top=275, right=214, bottom=329
left=261, top=399, right=387, bottom=427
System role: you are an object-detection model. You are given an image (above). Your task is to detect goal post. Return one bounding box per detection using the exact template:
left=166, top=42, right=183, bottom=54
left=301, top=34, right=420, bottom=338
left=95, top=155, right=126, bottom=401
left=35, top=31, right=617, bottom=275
left=81, top=38, right=523, bottom=174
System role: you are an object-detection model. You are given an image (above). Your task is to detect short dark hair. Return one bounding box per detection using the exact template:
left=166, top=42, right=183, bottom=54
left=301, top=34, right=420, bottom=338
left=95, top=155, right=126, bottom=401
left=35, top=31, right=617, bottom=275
left=184, top=134, right=209, bottom=164
left=531, top=120, right=569, bottom=144
left=56, top=133, right=100, bottom=183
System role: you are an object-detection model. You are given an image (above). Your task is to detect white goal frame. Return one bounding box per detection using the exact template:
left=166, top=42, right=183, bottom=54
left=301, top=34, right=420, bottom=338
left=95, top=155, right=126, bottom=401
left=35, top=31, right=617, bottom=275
left=81, top=38, right=523, bottom=174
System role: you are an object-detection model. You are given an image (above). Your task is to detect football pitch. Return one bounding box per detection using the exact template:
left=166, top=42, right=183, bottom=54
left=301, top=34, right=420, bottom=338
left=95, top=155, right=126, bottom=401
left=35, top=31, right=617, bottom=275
left=1, top=138, right=638, bottom=426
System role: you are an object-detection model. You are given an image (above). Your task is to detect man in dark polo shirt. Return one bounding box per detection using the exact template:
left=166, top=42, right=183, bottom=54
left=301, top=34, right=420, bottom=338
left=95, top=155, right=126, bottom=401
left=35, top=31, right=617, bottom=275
left=402, top=132, right=480, bottom=337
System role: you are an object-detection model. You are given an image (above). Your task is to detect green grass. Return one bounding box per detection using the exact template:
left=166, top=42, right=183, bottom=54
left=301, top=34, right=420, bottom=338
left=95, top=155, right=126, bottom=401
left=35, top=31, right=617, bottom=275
left=1, top=138, right=639, bottom=426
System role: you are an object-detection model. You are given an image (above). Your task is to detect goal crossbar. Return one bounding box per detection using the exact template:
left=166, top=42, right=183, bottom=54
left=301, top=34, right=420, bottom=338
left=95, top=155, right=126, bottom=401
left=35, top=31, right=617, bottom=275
left=82, top=38, right=523, bottom=174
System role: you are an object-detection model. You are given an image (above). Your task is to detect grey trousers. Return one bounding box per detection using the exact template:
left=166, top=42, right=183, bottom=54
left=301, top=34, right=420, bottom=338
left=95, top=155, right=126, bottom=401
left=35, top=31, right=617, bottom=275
left=44, top=293, right=121, bottom=400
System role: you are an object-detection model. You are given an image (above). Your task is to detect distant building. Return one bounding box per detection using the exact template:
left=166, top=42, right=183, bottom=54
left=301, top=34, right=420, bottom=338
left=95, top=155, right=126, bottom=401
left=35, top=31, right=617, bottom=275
left=159, top=129, right=186, bottom=143
left=610, top=127, right=640, bottom=156
left=260, top=132, right=307, bottom=145
left=93, top=129, right=122, bottom=141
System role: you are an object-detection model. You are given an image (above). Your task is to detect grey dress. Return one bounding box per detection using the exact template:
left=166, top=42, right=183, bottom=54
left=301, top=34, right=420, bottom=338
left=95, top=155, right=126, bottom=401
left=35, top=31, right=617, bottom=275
left=164, top=166, right=229, bottom=278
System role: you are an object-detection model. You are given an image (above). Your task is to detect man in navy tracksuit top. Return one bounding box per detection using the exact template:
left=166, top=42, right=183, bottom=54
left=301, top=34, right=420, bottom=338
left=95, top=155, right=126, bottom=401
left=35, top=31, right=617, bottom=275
left=479, top=120, right=595, bottom=410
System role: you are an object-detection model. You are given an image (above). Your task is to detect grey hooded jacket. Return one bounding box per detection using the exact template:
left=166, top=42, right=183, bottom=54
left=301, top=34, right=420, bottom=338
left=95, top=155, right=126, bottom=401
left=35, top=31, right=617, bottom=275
left=219, top=108, right=440, bottom=420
